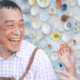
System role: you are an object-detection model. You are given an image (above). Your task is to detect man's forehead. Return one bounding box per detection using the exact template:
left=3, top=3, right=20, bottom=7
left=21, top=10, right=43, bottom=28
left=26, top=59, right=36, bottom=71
left=0, top=7, right=22, bottom=19
left=0, top=7, right=22, bottom=16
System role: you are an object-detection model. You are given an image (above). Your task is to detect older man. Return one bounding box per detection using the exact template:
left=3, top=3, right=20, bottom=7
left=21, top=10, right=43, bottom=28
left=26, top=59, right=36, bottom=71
left=0, top=0, right=56, bottom=80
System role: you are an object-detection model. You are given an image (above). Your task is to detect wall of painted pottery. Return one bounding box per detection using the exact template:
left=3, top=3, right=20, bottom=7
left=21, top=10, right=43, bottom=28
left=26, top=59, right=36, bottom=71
left=13, top=0, right=80, bottom=79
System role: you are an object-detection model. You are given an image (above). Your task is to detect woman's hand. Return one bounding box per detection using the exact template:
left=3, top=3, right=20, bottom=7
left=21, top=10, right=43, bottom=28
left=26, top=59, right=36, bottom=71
left=57, top=70, right=79, bottom=80
left=57, top=42, right=76, bottom=76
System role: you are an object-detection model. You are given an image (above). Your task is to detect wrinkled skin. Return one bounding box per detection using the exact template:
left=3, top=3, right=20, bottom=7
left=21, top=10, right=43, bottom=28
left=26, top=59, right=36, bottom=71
left=0, top=7, right=24, bottom=59
left=58, top=70, right=79, bottom=80
left=57, top=42, right=76, bottom=76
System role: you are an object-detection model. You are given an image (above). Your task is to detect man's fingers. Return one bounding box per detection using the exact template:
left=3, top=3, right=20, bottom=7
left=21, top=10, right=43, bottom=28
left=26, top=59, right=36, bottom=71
left=65, top=42, right=69, bottom=48
left=62, top=42, right=66, bottom=53
left=59, top=44, right=63, bottom=55
left=70, top=47, right=74, bottom=53
left=57, top=70, right=70, bottom=77
left=60, top=76, right=69, bottom=80
left=57, top=50, right=61, bottom=57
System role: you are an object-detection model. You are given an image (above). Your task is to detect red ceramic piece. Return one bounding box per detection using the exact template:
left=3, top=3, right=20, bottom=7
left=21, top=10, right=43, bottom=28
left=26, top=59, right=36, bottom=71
left=58, top=0, right=62, bottom=8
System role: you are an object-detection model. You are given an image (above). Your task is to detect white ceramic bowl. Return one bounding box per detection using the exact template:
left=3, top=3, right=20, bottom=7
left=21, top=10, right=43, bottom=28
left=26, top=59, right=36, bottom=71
left=31, top=6, right=39, bottom=16
left=62, top=32, right=72, bottom=42
left=32, top=18, right=41, bottom=30
left=42, top=22, right=52, bottom=34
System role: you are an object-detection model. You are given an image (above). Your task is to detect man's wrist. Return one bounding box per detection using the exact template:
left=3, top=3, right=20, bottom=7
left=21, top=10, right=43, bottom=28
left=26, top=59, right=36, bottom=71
left=66, top=65, right=76, bottom=77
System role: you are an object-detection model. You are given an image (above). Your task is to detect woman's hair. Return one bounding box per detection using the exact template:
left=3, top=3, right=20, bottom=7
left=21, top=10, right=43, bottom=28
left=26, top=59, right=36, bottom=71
left=0, top=0, right=21, bottom=12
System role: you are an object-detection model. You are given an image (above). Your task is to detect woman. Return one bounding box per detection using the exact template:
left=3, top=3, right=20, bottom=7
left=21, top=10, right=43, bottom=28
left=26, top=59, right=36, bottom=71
left=57, top=42, right=79, bottom=80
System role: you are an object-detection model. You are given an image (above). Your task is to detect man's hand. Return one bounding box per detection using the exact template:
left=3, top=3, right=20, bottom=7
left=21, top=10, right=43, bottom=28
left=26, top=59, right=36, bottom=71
left=57, top=70, right=79, bottom=80
left=57, top=42, right=76, bottom=76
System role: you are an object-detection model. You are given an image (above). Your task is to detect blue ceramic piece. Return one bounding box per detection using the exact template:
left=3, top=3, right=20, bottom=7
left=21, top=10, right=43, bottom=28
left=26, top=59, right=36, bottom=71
left=67, top=23, right=71, bottom=28
left=61, top=4, right=67, bottom=11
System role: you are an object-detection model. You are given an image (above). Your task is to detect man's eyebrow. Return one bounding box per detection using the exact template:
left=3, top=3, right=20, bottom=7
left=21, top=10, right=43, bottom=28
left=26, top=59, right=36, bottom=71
left=20, top=19, right=24, bottom=21
left=4, top=19, right=24, bottom=23
left=5, top=20, right=14, bottom=23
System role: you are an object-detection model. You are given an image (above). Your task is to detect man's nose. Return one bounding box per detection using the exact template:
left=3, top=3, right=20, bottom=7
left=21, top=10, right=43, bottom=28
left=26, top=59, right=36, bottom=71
left=13, top=27, right=21, bottom=35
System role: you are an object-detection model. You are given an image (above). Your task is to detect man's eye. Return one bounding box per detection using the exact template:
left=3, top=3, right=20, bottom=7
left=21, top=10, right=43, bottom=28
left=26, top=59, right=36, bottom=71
left=7, top=25, right=14, bottom=27
left=19, top=24, right=24, bottom=26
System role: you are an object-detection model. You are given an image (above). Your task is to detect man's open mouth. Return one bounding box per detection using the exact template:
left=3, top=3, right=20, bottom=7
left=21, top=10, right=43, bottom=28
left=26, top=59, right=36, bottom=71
left=9, top=39, right=20, bottom=45
left=9, top=39, right=20, bottom=42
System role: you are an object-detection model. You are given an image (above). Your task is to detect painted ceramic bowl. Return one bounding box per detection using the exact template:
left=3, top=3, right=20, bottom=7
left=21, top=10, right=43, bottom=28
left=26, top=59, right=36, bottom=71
left=51, top=31, right=61, bottom=41
left=56, top=62, right=64, bottom=70
left=62, top=32, right=71, bottom=42
left=42, top=22, right=52, bottom=34
left=73, top=27, right=80, bottom=33
left=54, top=17, right=61, bottom=29
left=40, top=12, right=49, bottom=22
left=28, top=0, right=35, bottom=5
left=71, top=1, right=76, bottom=7
left=51, top=52, right=59, bottom=61
left=72, top=39, right=78, bottom=45
left=48, top=8, right=56, bottom=15
left=32, top=18, right=41, bottom=30
left=61, top=4, right=67, bottom=11
left=55, top=0, right=62, bottom=9
left=34, top=42, right=39, bottom=46
left=31, top=6, right=39, bottom=16
left=40, top=40, right=47, bottom=48
left=64, top=22, right=72, bottom=31
left=61, top=15, right=67, bottom=22
left=37, top=0, right=51, bottom=8
left=75, top=50, right=80, bottom=59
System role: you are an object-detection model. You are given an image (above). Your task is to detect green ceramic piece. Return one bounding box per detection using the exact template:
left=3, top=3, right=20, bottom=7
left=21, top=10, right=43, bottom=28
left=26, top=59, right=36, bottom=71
left=34, top=42, right=38, bottom=46
left=54, top=34, right=59, bottom=38
left=73, top=27, right=80, bottom=33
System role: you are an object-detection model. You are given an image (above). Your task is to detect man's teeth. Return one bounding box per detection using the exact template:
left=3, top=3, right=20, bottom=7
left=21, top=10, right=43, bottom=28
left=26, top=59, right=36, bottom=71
left=9, top=39, right=20, bottom=42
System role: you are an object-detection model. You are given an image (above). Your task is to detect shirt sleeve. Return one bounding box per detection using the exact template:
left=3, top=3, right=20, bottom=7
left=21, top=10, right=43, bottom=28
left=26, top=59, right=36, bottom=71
left=34, top=49, right=56, bottom=80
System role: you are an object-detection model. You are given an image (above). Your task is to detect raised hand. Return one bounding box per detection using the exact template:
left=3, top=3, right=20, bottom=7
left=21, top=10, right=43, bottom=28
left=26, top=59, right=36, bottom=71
left=57, top=70, right=79, bottom=80
left=57, top=42, right=76, bottom=76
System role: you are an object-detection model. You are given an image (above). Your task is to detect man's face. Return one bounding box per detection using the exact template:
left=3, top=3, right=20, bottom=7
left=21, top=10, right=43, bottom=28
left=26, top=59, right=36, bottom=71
left=0, top=8, right=24, bottom=52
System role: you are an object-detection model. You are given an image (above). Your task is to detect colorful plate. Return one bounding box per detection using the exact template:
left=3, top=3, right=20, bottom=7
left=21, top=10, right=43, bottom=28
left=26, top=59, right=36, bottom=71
left=73, top=27, right=80, bottom=33
left=40, top=40, right=47, bottom=48
left=28, top=0, right=35, bottom=5
left=51, top=31, right=61, bottom=41
left=37, top=0, right=51, bottom=8
left=75, top=50, right=80, bottom=59
left=32, top=18, right=41, bottom=30
left=40, top=12, right=49, bottom=22
left=42, top=22, right=52, bottom=34
left=64, top=22, right=72, bottom=31
left=51, top=52, right=59, bottom=61
left=55, top=0, right=62, bottom=9
left=48, top=8, right=56, bottom=15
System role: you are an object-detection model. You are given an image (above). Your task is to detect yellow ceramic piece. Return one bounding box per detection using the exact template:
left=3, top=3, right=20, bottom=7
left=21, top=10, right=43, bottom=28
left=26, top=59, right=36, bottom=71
left=46, top=1, right=49, bottom=4
left=42, top=1, right=45, bottom=3
left=51, top=31, right=61, bottom=41
left=28, top=0, right=35, bottom=5
left=41, top=0, right=49, bottom=4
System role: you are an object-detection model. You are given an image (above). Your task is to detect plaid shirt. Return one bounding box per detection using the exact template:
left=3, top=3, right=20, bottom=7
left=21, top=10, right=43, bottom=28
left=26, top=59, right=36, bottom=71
left=0, top=40, right=56, bottom=80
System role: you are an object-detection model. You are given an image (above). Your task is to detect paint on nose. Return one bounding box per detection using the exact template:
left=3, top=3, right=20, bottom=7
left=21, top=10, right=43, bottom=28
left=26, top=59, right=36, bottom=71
left=17, top=29, right=21, bottom=34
